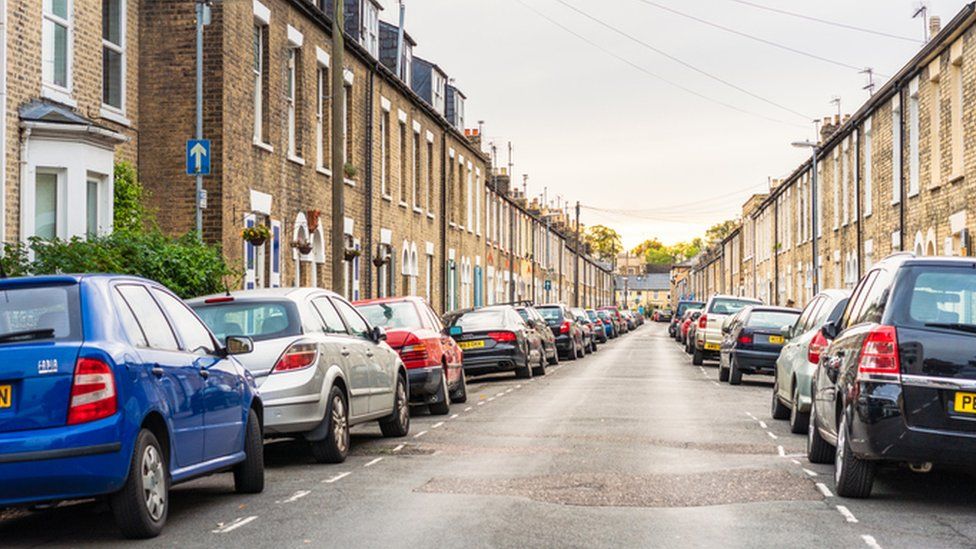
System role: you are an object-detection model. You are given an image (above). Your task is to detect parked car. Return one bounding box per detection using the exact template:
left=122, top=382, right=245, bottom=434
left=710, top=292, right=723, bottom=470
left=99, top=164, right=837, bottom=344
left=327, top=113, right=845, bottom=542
left=585, top=308, right=609, bottom=344
left=684, top=311, right=702, bottom=354
left=537, top=304, right=586, bottom=360
left=599, top=306, right=628, bottom=335
left=190, top=288, right=410, bottom=465
left=354, top=297, right=466, bottom=415
left=770, top=290, right=851, bottom=433
left=571, top=308, right=599, bottom=353
left=0, top=275, right=263, bottom=539
left=693, top=295, right=763, bottom=365
left=670, top=300, right=705, bottom=339
left=679, top=310, right=701, bottom=348
left=596, top=309, right=618, bottom=339
left=515, top=305, right=560, bottom=365
left=657, top=309, right=674, bottom=323
left=444, top=306, right=546, bottom=378
left=718, top=306, right=801, bottom=385
left=808, top=255, right=976, bottom=498
left=621, top=310, right=637, bottom=331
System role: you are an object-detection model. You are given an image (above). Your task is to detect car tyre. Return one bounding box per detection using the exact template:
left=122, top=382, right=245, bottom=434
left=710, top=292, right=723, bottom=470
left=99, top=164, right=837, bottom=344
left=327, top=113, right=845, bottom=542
left=429, top=369, right=451, bottom=416
left=311, top=386, right=350, bottom=463
left=234, top=409, right=265, bottom=494
left=771, top=379, right=790, bottom=420
left=807, top=396, right=834, bottom=464
left=789, top=384, right=809, bottom=434
left=835, top=411, right=876, bottom=498
left=547, top=346, right=560, bottom=366
left=692, top=346, right=704, bottom=366
left=533, top=353, right=547, bottom=376
left=728, top=355, right=743, bottom=385
left=450, top=369, right=468, bottom=404
left=576, top=338, right=585, bottom=358
left=380, top=374, right=411, bottom=437
left=110, top=429, right=168, bottom=539
left=565, top=340, right=577, bottom=361
left=516, top=356, right=534, bottom=378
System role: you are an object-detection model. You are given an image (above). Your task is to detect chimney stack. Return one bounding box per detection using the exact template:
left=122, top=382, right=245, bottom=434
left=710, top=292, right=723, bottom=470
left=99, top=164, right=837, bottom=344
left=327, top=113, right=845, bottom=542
left=930, top=16, right=942, bottom=40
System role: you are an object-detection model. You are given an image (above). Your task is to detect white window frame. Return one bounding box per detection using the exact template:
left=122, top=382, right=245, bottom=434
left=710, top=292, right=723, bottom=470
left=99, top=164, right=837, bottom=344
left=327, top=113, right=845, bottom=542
left=315, top=62, right=330, bottom=173
left=286, top=48, right=299, bottom=159
left=100, top=0, right=126, bottom=118
left=412, top=123, right=421, bottom=211
left=252, top=22, right=267, bottom=146
left=892, top=95, right=902, bottom=205
left=42, top=0, right=73, bottom=105
left=864, top=117, right=873, bottom=217
left=380, top=104, right=390, bottom=198
left=908, top=77, right=920, bottom=198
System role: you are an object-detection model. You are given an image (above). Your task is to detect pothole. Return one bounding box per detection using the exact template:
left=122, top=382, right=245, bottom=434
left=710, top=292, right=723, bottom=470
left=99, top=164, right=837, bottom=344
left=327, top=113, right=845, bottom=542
left=417, top=469, right=820, bottom=508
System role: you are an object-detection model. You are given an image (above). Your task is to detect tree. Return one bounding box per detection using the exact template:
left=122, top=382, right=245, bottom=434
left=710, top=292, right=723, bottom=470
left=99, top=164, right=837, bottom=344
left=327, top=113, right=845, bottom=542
left=632, top=239, right=674, bottom=265
left=584, top=225, right=623, bottom=261
left=705, top=219, right=739, bottom=244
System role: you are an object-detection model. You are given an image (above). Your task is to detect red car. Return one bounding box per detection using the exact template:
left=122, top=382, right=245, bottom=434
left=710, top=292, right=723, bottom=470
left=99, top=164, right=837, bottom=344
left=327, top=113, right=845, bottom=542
left=354, top=296, right=466, bottom=415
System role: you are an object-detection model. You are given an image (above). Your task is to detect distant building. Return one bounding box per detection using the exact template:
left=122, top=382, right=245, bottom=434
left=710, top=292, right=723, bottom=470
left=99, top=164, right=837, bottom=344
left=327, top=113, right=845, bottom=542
left=615, top=273, right=670, bottom=311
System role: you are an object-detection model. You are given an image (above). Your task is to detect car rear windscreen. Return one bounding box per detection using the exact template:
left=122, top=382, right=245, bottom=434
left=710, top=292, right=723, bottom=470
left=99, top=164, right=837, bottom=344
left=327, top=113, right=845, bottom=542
left=193, top=300, right=301, bottom=341
left=536, top=307, right=562, bottom=321
left=452, top=310, right=507, bottom=331
left=709, top=299, right=760, bottom=315
left=0, top=284, right=81, bottom=342
left=890, top=267, right=976, bottom=328
left=748, top=311, right=800, bottom=330
left=357, top=302, right=423, bottom=330
left=676, top=303, right=703, bottom=317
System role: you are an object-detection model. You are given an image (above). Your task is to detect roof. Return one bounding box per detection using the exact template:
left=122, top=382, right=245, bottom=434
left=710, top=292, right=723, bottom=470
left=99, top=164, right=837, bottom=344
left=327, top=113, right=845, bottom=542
left=614, top=273, right=670, bottom=291
left=20, top=100, right=93, bottom=125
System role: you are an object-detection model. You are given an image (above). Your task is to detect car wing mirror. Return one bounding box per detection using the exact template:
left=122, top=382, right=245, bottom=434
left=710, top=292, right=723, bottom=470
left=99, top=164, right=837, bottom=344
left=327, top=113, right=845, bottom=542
left=371, top=326, right=388, bottom=343
left=821, top=320, right=840, bottom=341
left=224, top=335, right=254, bottom=356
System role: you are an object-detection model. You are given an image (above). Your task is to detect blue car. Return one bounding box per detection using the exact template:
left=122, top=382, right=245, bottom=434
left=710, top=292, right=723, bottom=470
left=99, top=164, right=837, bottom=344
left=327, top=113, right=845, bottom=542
left=0, top=275, right=264, bottom=538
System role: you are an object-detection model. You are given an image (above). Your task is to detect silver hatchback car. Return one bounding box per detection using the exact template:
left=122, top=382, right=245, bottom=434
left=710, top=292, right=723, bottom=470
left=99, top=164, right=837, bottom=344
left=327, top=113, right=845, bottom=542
left=189, top=288, right=410, bottom=463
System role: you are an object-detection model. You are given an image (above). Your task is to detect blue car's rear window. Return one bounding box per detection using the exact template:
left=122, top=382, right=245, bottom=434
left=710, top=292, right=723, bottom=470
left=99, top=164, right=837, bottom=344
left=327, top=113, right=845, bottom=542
left=0, top=284, right=81, bottom=343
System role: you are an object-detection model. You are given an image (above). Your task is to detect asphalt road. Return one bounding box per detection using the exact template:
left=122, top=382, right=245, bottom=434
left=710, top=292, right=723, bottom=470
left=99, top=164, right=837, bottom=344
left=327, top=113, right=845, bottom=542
left=4, top=323, right=976, bottom=547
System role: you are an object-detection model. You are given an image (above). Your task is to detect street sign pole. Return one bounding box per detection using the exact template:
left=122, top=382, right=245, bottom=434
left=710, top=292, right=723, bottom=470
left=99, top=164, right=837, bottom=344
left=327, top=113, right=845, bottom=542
left=195, top=0, right=206, bottom=240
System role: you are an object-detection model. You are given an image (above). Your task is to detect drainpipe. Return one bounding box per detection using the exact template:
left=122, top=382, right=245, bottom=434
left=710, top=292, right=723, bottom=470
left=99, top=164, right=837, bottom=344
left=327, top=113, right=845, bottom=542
left=18, top=127, right=30, bottom=244
left=439, top=136, right=447, bottom=312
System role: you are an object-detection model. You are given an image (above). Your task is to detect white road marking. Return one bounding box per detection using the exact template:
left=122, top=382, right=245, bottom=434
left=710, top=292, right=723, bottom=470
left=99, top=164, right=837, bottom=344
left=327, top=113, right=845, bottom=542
left=323, top=472, right=351, bottom=484
left=777, top=445, right=785, bottom=457
left=495, top=392, right=505, bottom=397
left=815, top=483, right=833, bottom=498
left=392, top=444, right=405, bottom=453
left=277, top=490, right=311, bottom=504
left=516, top=384, right=522, bottom=389
left=450, top=414, right=459, bottom=420
left=791, top=459, right=801, bottom=465
left=432, top=422, right=444, bottom=429
left=477, top=401, right=485, bottom=406
left=745, top=412, right=758, bottom=420
left=464, top=406, right=473, bottom=412
left=506, top=388, right=514, bottom=394
left=767, top=431, right=779, bottom=440
left=861, top=535, right=883, bottom=549
left=487, top=397, right=495, bottom=402
left=413, top=431, right=428, bottom=439
left=758, top=421, right=768, bottom=429
left=363, top=457, right=384, bottom=468
left=711, top=381, right=720, bottom=386
left=802, top=468, right=818, bottom=477
left=836, top=505, right=859, bottom=523
left=212, top=516, right=258, bottom=534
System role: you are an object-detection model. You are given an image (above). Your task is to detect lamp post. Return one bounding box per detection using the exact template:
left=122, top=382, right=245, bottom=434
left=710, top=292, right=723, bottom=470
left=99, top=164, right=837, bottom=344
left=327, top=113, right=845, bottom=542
left=791, top=140, right=819, bottom=295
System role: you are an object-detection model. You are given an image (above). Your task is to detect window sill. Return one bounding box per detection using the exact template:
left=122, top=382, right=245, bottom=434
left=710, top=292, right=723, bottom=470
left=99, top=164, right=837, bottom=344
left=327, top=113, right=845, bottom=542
left=950, top=173, right=965, bottom=184
left=99, top=106, right=131, bottom=127
left=287, top=155, right=306, bottom=166
left=427, top=212, right=435, bottom=220
left=253, top=141, right=274, bottom=153
left=907, top=190, right=920, bottom=199
left=41, top=85, right=76, bottom=108
left=449, top=222, right=457, bottom=228
left=316, top=166, right=333, bottom=178
left=398, top=201, right=409, bottom=209
left=344, top=178, right=357, bottom=187
left=381, top=194, right=392, bottom=202
left=863, top=211, right=872, bottom=219
left=413, top=206, right=423, bottom=215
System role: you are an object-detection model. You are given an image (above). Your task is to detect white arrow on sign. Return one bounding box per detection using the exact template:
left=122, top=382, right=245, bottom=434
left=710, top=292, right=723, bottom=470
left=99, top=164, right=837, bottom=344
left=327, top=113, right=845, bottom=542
left=190, top=142, right=208, bottom=172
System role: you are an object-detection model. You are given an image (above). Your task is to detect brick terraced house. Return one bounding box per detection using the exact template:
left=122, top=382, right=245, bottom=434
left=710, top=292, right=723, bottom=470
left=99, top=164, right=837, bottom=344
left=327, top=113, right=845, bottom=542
left=683, top=5, right=976, bottom=311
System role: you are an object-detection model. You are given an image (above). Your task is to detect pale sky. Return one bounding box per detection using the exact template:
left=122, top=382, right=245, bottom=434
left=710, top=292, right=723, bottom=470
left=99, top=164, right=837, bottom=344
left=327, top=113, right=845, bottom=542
left=377, top=0, right=967, bottom=248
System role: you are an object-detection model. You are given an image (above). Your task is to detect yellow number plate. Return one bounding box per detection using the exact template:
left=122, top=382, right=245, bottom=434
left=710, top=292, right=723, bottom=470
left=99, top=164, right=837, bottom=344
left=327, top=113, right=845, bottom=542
left=953, top=392, right=976, bottom=414
left=704, top=343, right=720, bottom=351
left=0, top=385, right=10, bottom=409
left=769, top=335, right=785, bottom=345
left=459, top=340, right=485, bottom=350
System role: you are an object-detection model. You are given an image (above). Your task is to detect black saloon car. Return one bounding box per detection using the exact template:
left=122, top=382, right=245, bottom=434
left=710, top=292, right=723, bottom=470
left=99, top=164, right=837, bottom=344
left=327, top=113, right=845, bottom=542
left=719, top=306, right=801, bottom=385
left=808, top=255, right=976, bottom=498
left=515, top=305, right=560, bottom=365
left=445, top=306, right=546, bottom=379
left=536, top=304, right=585, bottom=360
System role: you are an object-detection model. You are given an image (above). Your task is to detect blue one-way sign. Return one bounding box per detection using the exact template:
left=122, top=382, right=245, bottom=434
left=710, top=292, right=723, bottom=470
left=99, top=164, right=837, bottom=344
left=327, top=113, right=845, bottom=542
left=186, top=139, right=211, bottom=176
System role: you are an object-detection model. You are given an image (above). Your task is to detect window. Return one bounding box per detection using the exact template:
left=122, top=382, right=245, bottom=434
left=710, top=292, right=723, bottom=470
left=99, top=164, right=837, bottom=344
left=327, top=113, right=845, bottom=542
left=286, top=48, right=301, bottom=158
left=399, top=121, right=407, bottom=203
left=116, top=285, right=179, bottom=351
left=466, top=166, right=473, bottom=231
left=832, top=151, right=839, bottom=230
left=425, top=253, right=433, bottom=301
left=192, top=300, right=301, bottom=341
left=426, top=140, right=434, bottom=213
left=332, top=297, right=370, bottom=339
left=113, top=290, right=147, bottom=347
left=253, top=24, right=269, bottom=144
left=380, top=110, right=390, bottom=196
left=42, top=0, right=70, bottom=90
left=448, top=159, right=455, bottom=224
left=930, top=67, right=942, bottom=188
left=951, top=44, right=964, bottom=178
left=908, top=77, right=920, bottom=197
left=864, top=117, right=873, bottom=216
left=101, top=0, right=123, bottom=109
left=311, top=297, right=347, bottom=334
left=476, top=170, right=482, bottom=234
left=316, top=66, right=330, bottom=170
left=344, top=82, right=353, bottom=174
left=86, top=178, right=99, bottom=237
left=413, top=129, right=421, bottom=209
left=361, top=1, right=380, bottom=57
left=892, top=96, right=902, bottom=204
left=35, top=172, right=59, bottom=240
left=153, top=289, right=215, bottom=354
left=841, top=141, right=849, bottom=224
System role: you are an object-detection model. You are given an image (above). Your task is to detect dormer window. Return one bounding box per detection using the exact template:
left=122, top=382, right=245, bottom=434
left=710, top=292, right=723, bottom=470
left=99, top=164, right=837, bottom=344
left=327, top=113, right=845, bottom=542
left=432, top=73, right=445, bottom=115
left=361, top=0, right=380, bottom=58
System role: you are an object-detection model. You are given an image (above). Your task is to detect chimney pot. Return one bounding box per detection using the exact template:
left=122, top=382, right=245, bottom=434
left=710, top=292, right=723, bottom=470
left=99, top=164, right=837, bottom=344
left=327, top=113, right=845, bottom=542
left=930, top=16, right=942, bottom=39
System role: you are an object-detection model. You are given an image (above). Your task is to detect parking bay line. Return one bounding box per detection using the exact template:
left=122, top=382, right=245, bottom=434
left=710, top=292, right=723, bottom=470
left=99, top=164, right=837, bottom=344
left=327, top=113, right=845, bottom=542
left=495, top=392, right=505, bottom=397
left=758, top=421, right=768, bottom=429
left=450, top=414, right=459, bottom=420
left=432, top=422, right=444, bottom=429
left=363, top=457, right=384, bottom=468
left=802, top=468, right=818, bottom=477
left=861, top=535, right=883, bottom=549
left=836, top=505, right=859, bottom=523
left=323, top=472, right=351, bottom=484
left=464, top=406, right=473, bottom=412
left=276, top=490, right=311, bottom=504
left=767, top=431, right=779, bottom=440
left=413, top=430, right=428, bottom=439
left=815, top=483, right=833, bottom=498
left=213, top=516, right=258, bottom=534
left=392, top=444, right=405, bottom=453
left=777, top=445, right=785, bottom=457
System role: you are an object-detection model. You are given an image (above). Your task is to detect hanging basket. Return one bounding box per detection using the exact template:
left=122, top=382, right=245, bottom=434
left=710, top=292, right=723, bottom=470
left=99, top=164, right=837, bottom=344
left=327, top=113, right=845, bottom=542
left=344, top=248, right=362, bottom=261
left=242, top=224, right=271, bottom=247
left=291, top=240, right=314, bottom=255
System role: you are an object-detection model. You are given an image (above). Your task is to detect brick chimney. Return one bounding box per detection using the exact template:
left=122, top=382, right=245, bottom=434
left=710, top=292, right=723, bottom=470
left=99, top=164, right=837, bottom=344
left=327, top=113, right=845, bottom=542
left=819, top=116, right=838, bottom=143
left=930, top=16, right=942, bottom=40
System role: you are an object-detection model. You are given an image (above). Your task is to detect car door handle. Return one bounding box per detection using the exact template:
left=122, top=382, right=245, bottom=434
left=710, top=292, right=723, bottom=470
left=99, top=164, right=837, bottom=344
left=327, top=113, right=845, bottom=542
left=365, top=350, right=374, bottom=358
left=198, top=368, right=210, bottom=379
left=151, top=366, right=164, bottom=379
left=341, top=348, right=351, bottom=357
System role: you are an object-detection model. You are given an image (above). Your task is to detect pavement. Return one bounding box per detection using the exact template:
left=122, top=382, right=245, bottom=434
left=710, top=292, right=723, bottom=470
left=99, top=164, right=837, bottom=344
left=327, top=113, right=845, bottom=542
left=3, top=323, right=976, bottom=547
